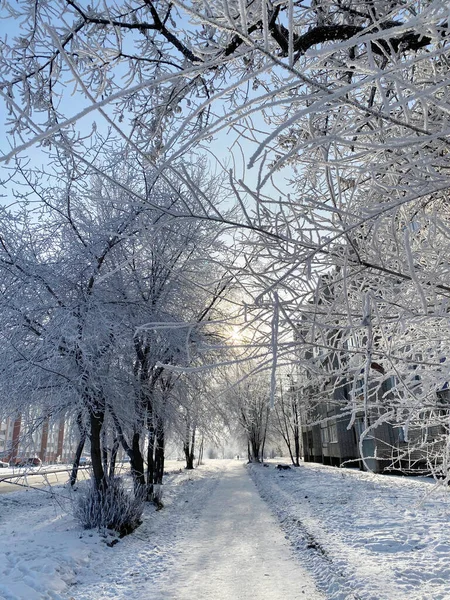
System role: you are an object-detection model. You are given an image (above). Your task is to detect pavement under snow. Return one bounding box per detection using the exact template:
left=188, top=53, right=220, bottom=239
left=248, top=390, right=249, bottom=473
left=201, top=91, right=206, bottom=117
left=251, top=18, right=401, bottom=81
left=157, top=460, right=323, bottom=599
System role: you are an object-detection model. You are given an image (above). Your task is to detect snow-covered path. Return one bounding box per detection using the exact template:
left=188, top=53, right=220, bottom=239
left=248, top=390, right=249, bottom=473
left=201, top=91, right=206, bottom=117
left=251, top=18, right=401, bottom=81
left=157, top=461, right=323, bottom=599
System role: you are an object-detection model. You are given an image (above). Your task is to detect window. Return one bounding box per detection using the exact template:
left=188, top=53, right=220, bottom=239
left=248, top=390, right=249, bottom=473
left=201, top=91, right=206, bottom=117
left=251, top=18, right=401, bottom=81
left=329, top=422, right=338, bottom=443
left=321, top=422, right=338, bottom=445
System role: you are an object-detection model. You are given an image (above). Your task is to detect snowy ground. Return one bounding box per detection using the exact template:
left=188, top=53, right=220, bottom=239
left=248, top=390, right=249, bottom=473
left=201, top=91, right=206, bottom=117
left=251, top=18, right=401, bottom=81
left=2, top=459, right=450, bottom=599
left=157, top=460, right=322, bottom=599
left=250, top=461, right=450, bottom=600
left=0, top=460, right=224, bottom=599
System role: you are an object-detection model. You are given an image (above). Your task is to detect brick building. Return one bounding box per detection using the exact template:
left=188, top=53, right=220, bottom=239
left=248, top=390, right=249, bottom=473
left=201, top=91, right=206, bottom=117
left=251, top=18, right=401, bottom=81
left=0, top=412, right=78, bottom=465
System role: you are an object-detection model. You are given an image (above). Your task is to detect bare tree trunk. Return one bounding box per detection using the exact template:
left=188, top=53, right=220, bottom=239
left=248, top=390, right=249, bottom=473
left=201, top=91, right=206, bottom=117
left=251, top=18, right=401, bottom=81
left=155, top=422, right=165, bottom=485
left=130, top=432, right=145, bottom=492
left=184, top=425, right=196, bottom=469
left=110, top=407, right=146, bottom=491
left=70, top=438, right=86, bottom=487
left=250, top=435, right=261, bottom=463
left=291, top=393, right=301, bottom=466
left=197, top=435, right=204, bottom=466
left=293, top=422, right=301, bottom=466
left=261, top=433, right=266, bottom=463
left=146, top=418, right=165, bottom=508
left=147, top=422, right=156, bottom=500
left=101, top=427, right=109, bottom=477
left=275, top=405, right=294, bottom=465
left=261, top=407, right=269, bottom=463
left=89, top=408, right=107, bottom=491
left=183, top=442, right=193, bottom=469
left=70, top=412, right=86, bottom=487
left=109, top=437, right=119, bottom=478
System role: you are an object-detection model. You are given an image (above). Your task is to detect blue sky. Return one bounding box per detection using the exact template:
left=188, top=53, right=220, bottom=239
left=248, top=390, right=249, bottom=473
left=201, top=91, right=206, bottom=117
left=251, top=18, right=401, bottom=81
left=0, top=1, right=296, bottom=214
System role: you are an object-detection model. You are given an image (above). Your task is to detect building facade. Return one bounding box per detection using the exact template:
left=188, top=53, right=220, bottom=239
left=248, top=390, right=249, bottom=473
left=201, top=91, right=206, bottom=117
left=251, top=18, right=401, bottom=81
left=0, top=412, right=78, bottom=465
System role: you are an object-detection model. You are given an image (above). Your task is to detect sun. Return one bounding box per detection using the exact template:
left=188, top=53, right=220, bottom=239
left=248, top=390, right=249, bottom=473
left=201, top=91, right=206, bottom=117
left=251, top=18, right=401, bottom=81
left=229, top=326, right=243, bottom=345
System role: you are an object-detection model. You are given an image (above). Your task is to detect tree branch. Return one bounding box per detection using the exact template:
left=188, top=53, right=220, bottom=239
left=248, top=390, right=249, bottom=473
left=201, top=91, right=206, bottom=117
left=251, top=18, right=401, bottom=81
left=66, top=0, right=158, bottom=32
left=143, top=0, right=202, bottom=63
left=292, top=22, right=447, bottom=59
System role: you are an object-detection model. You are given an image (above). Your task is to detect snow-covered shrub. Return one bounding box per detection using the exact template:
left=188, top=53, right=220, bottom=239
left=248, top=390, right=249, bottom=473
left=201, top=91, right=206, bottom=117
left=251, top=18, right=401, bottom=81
left=74, top=477, right=145, bottom=536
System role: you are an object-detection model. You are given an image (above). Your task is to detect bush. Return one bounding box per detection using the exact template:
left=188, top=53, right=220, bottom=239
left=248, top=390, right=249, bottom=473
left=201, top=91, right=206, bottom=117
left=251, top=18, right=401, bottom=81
left=74, top=477, right=145, bottom=536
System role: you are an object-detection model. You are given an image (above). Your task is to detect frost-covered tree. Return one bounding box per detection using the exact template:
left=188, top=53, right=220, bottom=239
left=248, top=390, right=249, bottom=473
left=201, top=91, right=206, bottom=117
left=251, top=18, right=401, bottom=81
left=0, top=151, right=237, bottom=502
left=273, top=373, right=301, bottom=466
left=225, top=369, right=271, bottom=463
left=2, top=0, right=450, bottom=472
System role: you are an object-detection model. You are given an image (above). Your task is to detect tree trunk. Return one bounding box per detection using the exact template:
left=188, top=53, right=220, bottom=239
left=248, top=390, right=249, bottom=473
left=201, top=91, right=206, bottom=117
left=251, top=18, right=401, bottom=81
left=89, top=408, right=107, bottom=491
left=261, top=406, right=269, bottom=463
left=101, top=427, right=109, bottom=477
left=70, top=438, right=86, bottom=487
left=197, top=435, right=204, bottom=467
left=110, top=407, right=144, bottom=486
left=109, top=437, right=119, bottom=478
left=183, top=442, right=193, bottom=469
left=70, top=413, right=86, bottom=487
left=250, top=430, right=261, bottom=463
left=154, top=421, right=165, bottom=485
left=146, top=418, right=165, bottom=507
left=292, top=395, right=301, bottom=466
left=147, top=424, right=156, bottom=500
left=184, top=425, right=196, bottom=470
left=130, top=432, right=145, bottom=492
left=294, top=425, right=301, bottom=466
